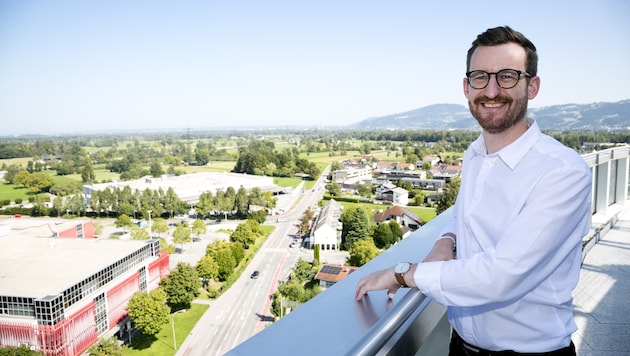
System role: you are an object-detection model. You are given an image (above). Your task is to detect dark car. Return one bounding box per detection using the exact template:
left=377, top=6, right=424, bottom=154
left=250, top=270, right=260, bottom=279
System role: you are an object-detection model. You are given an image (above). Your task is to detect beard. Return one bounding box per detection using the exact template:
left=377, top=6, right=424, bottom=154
left=468, top=94, right=528, bottom=134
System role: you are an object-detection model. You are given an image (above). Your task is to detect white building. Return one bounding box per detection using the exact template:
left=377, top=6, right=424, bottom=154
left=309, top=199, right=342, bottom=250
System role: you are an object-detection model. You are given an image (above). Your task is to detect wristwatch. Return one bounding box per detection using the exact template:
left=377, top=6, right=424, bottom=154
left=394, top=262, right=411, bottom=288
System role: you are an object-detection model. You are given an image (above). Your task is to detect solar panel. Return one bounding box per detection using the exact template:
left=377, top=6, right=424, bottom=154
left=404, top=209, right=420, bottom=221
left=320, top=265, right=342, bottom=275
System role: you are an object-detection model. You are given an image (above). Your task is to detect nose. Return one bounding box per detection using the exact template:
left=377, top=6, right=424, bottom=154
left=483, top=74, right=501, bottom=98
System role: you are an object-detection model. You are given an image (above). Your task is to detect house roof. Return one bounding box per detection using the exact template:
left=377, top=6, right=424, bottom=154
left=373, top=206, right=423, bottom=224
left=315, top=264, right=358, bottom=283
left=312, top=199, right=341, bottom=233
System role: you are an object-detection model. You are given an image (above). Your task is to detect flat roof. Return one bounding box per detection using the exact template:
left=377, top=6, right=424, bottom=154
left=0, top=220, right=150, bottom=298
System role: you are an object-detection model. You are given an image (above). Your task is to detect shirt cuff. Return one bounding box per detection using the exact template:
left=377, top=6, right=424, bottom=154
left=413, top=261, right=447, bottom=305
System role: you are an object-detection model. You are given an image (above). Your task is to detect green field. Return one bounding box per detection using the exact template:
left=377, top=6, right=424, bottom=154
left=336, top=201, right=436, bottom=222
left=0, top=182, right=37, bottom=202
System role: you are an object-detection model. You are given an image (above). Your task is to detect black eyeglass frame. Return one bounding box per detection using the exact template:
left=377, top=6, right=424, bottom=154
left=465, top=69, right=531, bottom=89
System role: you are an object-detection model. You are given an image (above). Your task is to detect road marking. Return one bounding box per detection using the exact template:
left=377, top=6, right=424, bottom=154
left=255, top=247, right=288, bottom=333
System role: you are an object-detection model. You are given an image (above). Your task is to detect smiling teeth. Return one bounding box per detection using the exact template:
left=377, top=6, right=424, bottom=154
left=484, top=103, right=503, bottom=108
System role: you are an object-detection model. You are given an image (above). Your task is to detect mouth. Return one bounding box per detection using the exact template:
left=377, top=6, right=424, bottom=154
left=482, top=102, right=504, bottom=109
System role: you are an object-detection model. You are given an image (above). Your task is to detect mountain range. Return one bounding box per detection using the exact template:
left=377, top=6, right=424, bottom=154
left=350, top=100, right=630, bottom=132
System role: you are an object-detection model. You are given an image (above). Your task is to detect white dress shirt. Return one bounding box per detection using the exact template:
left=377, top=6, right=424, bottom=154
left=414, top=119, right=591, bottom=352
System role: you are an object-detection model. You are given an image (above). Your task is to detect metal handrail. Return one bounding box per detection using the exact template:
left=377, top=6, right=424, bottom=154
left=346, top=289, right=428, bottom=356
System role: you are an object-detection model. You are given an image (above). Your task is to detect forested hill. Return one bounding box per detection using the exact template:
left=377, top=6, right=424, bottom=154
left=350, top=100, right=630, bottom=132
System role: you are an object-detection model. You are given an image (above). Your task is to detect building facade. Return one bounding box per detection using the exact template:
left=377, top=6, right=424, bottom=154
left=0, top=219, right=169, bottom=356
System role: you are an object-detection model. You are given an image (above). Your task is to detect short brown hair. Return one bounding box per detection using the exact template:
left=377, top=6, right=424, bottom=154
left=466, top=26, right=538, bottom=76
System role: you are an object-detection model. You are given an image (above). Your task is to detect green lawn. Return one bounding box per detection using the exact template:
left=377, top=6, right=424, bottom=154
left=336, top=201, right=437, bottom=223
left=0, top=182, right=38, bottom=202
left=124, top=303, right=209, bottom=356
left=182, top=161, right=237, bottom=173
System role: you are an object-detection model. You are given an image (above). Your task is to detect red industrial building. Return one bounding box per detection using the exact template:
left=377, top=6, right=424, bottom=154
left=0, top=218, right=170, bottom=355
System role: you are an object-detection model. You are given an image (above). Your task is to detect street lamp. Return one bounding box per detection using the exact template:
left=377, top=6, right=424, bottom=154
left=147, top=210, right=152, bottom=237
left=171, top=309, right=186, bottom=351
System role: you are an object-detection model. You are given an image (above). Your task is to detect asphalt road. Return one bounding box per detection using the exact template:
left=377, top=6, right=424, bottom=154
left=176, top=169, right=344, bottom=355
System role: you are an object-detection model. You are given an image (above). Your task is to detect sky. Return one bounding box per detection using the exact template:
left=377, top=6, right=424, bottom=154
left=1, top=0, right=629, bottom=135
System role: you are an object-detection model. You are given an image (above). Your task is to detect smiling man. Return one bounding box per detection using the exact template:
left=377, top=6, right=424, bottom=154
left=355, top=26, right=591, bottom=356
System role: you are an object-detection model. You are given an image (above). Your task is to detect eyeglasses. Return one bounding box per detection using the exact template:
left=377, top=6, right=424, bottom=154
left=466, top=69, right=531, bottom=89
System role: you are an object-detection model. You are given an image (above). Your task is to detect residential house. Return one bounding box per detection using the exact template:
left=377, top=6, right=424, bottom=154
left=373, top=206, right=424, bottom=234
left=314, top=264, right=359, bottom=289
left=430, top=164, right=462, bottom=183
left=309, top=199, right=342, bottom=250
left=380, top=187, right=409, bottom=206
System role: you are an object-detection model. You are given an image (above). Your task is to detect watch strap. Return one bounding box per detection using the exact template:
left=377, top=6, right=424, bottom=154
left=395, top=272, right=408, bottom=288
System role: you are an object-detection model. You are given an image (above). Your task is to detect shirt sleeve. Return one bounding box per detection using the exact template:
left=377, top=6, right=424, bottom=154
left=414, top=163, right=591, bottom=308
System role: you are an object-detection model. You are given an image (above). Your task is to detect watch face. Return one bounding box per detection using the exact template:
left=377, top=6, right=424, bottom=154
left=395, top=262, right=410, bottom=274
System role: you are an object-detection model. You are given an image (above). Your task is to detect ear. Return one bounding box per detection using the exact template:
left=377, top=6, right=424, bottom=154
left=463, top=77, right=470, bottom=99
left=527, top=76, right=540, bottom=100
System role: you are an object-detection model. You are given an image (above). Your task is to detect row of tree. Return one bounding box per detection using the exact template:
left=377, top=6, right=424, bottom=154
left=233, top=139, right=321, bottom=178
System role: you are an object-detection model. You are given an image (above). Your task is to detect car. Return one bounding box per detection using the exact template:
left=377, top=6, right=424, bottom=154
left=250, top=270, right=260, bottom=279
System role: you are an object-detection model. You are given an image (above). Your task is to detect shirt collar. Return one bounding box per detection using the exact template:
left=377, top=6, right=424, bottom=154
left=470, top=118, right=542, bottom=170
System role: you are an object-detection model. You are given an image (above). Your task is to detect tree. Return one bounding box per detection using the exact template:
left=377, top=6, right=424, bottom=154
left=163, top=187, right=181, bottom=218
left=0, top=345, right=44, bottom=355
left=130, top=226, right=150, bottom=240
left=126, top=289, right=170, bottom=336
left=13, top=170, right=30, bottom=187
left=195, top=147, right=210, bottom=166
left=51, top=195, right=63, bottom=217
left=356, top=183, right=373, bottom=199
left=436, top=177, right=461, bottom=215
left=159, top=237, right=176, bottom=254
left=81, top=156, right=95, bottom=183
left=150, top=160, right=164, bottom=178
left=388, top=220, right=403, bottom=244
left=313, top=244, right=320, bottom=265
left=115, top=214, right=133, bottom=233
left=172, top=223, right=192, bottom=252
left=196, top=255, right=219, bottom=282
left=87, top=337, right=126, bottom=356
left=214, top=189, right=234, bottom=220
left=191, top=219, right=207, bottom=240
left=30, top=195, right=48, bottom=217
left=292, top=258, right=315, bottom=282
left=230, top=220, right=259, bottom=249
left=348, top=238, right=380, bottom=267
left=29, top=172, right=54, bottom=192
left=373, top=223, right=394, bottom=249
left=151, top=218, right=169, bottom=238
left=341, top=206, right=373, bottom=250
left=277, top=279, right=306, bottom=302
left=248, top=210, right=267, bottom=224
left=2, top=164, right=21, bottom=184
left=327, top=181, right=342, bottom=197
left=207, top=242, right=237, bottom=281
left=159, top=262, right=201, bottom=308
left=196, top=191, right=214, bottom=218
left=299, top=208, right=314, bottom=236
left=234, top=186, right=249, bottom=217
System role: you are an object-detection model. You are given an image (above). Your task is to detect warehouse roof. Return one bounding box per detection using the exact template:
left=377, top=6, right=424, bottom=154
left=0, top=218, right=149, bottom=299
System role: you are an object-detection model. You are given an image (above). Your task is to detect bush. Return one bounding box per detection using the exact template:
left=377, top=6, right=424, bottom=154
left=14, top=198, right=22, bottom=204
left=0, top=199, right=9, bottom=206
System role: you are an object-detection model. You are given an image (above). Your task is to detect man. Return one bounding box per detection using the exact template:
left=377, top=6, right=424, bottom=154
left=355, top=26, right=591, bottom=355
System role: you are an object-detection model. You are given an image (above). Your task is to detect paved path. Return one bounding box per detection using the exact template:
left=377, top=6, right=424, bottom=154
left=573, top=206, right=630, bottom=355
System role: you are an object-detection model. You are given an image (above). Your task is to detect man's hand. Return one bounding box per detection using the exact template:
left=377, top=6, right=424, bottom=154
left=355, top=267, right=401, bottom=301
left=355, top=238, right=455, bottom=301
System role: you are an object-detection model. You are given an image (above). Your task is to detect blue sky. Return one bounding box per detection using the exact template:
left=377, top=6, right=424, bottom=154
left=1, top=0, right=629, bottom=135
